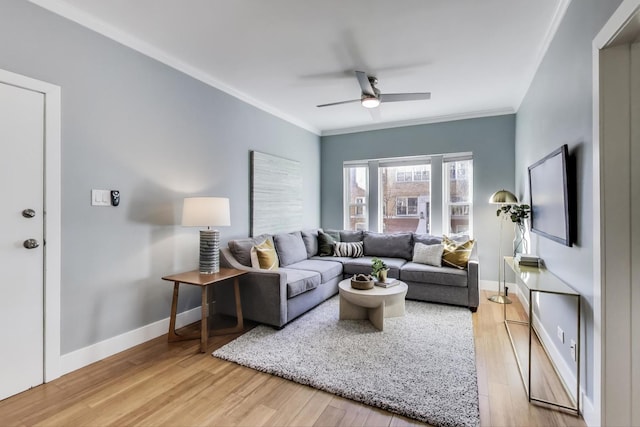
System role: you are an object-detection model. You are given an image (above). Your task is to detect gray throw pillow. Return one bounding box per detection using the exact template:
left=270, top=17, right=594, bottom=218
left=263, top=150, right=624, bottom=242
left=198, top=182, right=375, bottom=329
left=363, top=232, right=413, bottom=260
left=412, top=242, right=444, bottom=267
left=273, top=231, right=308, bottom=266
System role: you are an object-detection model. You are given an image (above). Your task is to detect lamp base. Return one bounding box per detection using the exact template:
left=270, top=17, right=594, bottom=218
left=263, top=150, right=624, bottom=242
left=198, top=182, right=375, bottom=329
left=488, top=294, right=512, bottom=304
left=199, top=229, right=220, bottom=274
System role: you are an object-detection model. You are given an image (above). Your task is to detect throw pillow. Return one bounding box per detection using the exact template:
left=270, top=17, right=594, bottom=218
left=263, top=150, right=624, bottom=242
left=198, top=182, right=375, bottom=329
left=334, top=241, right=364, bottom=258
left=317, top=230, right=338, bottom=256
left=412, top=242, right=444, bottom=267
left=442, top=236, right=474, bottom=270
left=250, top=239, right=279, bottom=270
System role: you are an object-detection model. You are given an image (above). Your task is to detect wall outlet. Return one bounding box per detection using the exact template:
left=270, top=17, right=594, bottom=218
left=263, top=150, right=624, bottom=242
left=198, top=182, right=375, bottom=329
left=570, top=339, right=577, bottom=362
left=557, top=326, right=564, bottom=343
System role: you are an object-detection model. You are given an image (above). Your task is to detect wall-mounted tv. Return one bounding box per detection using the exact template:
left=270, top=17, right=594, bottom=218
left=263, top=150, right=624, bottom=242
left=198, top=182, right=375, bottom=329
left=528, top=144, right=572, bottom=246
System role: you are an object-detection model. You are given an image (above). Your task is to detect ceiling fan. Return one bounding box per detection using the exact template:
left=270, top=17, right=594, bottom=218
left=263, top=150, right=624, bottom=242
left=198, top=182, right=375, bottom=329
left=316, top=70, right=431, bottom=109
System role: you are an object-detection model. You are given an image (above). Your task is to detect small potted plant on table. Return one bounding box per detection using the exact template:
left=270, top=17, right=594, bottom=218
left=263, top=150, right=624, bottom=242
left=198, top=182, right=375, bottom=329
left=371, top=257, right=389, bottom=282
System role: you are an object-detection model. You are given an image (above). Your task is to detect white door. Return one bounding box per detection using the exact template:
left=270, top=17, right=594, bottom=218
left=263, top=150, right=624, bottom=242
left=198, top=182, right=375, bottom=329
left=0, top=82, right=45, bottom=400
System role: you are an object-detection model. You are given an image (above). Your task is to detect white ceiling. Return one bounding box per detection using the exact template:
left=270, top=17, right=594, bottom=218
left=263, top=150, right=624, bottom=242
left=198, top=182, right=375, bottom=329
left=30, top=0, right=568, bottom=135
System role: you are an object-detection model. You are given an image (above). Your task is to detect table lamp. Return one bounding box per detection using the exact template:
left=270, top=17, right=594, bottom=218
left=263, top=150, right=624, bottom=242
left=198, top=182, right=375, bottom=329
left=182, top=197, right=230, bottom=274
left=488, top=189, right=518, bottom=304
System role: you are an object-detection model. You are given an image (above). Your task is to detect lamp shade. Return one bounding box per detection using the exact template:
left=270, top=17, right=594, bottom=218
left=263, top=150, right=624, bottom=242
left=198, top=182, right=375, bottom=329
left=489, top=189, right=518, bottom=204
left=181, top=197, right=231, bottom=227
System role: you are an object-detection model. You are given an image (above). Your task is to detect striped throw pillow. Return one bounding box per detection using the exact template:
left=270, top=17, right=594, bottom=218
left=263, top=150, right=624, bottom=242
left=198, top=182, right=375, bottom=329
left=334, top=241, right=364, bottom=258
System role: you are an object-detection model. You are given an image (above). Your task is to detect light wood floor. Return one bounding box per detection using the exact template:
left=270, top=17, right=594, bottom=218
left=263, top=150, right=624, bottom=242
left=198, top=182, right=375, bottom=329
left=0, top=291, right=586, bottom=427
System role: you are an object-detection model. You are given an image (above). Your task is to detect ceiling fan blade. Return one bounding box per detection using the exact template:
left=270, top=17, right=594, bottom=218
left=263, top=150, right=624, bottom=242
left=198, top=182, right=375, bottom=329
left=316, top=99, right=361, bottom=108
left=355, top=71, right=375, bottom=96
left=380, top=92, right=431, bottom=103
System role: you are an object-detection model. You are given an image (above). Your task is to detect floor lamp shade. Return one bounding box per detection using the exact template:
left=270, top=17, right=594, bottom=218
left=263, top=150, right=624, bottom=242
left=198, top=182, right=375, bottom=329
left=488, top=189, right=518, bottom=304
left=182, top=197, right=231, bottom=274
left=489, top=189, right=518, bottom=204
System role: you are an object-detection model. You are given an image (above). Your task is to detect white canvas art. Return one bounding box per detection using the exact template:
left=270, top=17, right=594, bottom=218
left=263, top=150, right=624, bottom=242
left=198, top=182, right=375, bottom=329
left=251, top=151, right=303, bottom=236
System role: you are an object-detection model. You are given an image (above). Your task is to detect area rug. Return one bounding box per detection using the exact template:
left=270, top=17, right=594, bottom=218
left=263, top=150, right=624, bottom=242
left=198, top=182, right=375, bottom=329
left=213, top=296, right=479, bottom=427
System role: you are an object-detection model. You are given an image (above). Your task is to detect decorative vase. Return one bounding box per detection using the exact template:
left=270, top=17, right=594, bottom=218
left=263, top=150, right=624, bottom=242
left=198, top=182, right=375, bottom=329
left=513, top=223, right=528, bottom=255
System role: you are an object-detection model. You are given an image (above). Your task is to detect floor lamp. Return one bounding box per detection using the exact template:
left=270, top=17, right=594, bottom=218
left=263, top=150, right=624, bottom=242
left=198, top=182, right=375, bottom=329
left=488, top=189, right=518, bottom=304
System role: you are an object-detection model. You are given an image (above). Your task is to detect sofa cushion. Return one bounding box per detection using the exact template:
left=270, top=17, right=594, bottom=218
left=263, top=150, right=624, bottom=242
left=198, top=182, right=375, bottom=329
left=340, top=230, right=364, bottom=242
left=342, top=256, right=406, bottom=278
left=400, top=262, right=468, bottom=287
left=279, top=268, right=321, bottom=298
left=250, top=239, right=279, bottom=270
left=317, top=230, right=338, bottom=256
left=285, top=259, right=343, bottom=283
left=442, top=236, right=475, bottom=270
left=301, top=229, right=320, bottom=258
left=412, top=233, right=442, bottom=248
left=413, top=242, right=444, bottom=267
left=334, top=241, right=364, bottom=258
left=228, top=234, right=272, bottom=267
left=273, top=231, right=308, bottom=267
left=363, top=232, right=413, bottom=260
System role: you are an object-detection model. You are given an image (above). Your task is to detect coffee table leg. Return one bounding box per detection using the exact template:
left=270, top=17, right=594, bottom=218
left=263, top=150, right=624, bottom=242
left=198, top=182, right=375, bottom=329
left=339, top=294, right=367, bottom=320
left=368, top=304, right=385, bottom=331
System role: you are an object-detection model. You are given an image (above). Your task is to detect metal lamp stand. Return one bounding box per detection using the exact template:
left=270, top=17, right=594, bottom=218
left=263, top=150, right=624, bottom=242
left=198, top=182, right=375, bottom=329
left=489, top=214, right=511, bottom=304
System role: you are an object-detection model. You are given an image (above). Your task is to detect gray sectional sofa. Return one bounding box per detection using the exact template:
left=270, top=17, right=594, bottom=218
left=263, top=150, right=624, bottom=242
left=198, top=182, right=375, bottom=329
left=217, top=229, right=479, bottom=328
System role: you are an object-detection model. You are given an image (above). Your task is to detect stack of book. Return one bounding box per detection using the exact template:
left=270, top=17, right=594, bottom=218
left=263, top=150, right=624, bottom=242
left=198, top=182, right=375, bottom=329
left=515, top=254, right=541, bottom=267
left=375, top=278, right=399, bottom=288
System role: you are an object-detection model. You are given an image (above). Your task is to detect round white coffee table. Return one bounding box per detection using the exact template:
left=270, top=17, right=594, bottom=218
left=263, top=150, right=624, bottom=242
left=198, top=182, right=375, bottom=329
left=338, top=278, right=408, bottom=331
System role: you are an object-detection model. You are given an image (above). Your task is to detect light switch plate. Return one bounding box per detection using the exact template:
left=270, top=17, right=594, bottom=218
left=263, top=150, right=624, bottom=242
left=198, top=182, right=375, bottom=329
left=91, top=189, right=111, bottom=206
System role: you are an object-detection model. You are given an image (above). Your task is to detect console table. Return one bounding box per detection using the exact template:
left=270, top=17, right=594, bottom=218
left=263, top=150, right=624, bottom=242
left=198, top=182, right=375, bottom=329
left=502, top=256, right=581, bottom=415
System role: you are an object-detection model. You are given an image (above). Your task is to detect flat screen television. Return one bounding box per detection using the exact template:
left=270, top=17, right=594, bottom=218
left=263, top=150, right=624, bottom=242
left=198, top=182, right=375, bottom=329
left=528, top=144, right=571, bottom=246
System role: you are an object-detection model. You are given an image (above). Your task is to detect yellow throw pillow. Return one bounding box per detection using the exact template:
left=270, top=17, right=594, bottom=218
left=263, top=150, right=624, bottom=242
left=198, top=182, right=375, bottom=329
left=442, top=236, right=474, bottom=270
left=250, top=239, right=279, bottom=270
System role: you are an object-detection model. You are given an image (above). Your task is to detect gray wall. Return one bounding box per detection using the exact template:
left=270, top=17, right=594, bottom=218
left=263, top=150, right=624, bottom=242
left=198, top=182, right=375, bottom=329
left=321, top=114, right=516, bottom=282
left=0, top=0, right=320, bottom=354
left=515, top=0, right=621, bottom=401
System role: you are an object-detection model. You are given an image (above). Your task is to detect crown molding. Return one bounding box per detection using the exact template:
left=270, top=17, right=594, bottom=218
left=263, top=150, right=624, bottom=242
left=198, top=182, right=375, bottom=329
left=320, top=108, right=515, bottom=137
left=28, top=0, right=322, bottom=136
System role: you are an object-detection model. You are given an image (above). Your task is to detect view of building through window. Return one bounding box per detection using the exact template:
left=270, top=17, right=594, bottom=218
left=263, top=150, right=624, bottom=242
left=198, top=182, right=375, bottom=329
left=380, top=165, right=431, bottom=233
left=344, top=166, right=368, bottom=231
left=344, top=155, right=472, bottom=236
left=444, top=159, right=473, bottom=235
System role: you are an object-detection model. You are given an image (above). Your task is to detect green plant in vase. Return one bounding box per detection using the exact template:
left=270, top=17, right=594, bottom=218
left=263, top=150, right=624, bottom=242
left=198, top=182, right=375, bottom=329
left=371, top=257, right=389, bottom=282
left=496, top=204, right=531, bottom=255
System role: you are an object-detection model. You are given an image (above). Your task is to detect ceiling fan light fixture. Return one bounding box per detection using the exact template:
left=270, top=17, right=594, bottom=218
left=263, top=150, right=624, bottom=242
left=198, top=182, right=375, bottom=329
left=361, top=95, right=380, bottom=109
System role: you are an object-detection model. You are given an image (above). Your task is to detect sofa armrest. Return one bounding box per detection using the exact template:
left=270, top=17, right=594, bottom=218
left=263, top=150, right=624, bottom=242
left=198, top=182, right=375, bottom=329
left=467, top=243, right=479, bottom=311
left=219, top=247, right=289, bottom=327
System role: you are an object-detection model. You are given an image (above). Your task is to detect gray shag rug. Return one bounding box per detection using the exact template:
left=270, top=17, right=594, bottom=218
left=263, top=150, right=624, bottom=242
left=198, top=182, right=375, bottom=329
left=213, top=296, right=479, bottom=427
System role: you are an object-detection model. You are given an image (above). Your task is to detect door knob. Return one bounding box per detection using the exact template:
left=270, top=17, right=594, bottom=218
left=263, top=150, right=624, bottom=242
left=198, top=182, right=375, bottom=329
left=23, top=239, right=39, bottom=249
left=22, top=209, right=36, bottom=218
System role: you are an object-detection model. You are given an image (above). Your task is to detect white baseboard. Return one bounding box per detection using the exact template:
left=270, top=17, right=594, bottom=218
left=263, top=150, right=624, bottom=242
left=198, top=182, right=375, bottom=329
left=581, top=393, right=597, bottom=427
left=60, top=307, right=201, bottom=376
left=480, top=279, right=516, bottom=294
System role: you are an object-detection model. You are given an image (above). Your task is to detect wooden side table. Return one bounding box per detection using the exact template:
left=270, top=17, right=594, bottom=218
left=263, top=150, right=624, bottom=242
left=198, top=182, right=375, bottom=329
left=162, top=268, right=247, bottom=353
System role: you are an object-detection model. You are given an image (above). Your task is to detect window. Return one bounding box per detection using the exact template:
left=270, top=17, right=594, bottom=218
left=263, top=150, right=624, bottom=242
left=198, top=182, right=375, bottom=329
left=380, top=162, right=430, bottom=233
left=344, top=154, right=472, bottom=237
left=396, top=197, right=418, bottom=216
left=444, top=159, right=473, bottom=236
left=343, top=165, right=368, bottom=231
left=395, top=166, right=429, bottom=182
